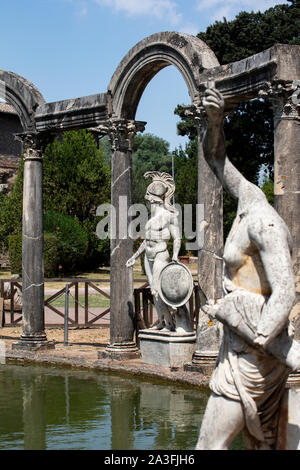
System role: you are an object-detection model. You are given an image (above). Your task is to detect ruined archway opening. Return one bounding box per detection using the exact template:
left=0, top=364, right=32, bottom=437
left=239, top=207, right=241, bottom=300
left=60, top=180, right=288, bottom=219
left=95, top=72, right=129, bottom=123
left=0, top=100, right=23, bottom=193
left=131, top=65, right=197, bottom=254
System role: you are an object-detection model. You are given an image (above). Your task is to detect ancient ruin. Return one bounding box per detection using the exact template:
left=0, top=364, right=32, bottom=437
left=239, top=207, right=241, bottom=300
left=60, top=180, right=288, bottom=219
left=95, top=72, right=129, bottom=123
left=0, top=31, right=300, bottom=449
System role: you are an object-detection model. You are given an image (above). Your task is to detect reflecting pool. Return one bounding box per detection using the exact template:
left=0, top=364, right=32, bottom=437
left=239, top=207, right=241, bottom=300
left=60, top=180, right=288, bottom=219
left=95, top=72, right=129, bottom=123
left=0, top=363, right=243, bottom=450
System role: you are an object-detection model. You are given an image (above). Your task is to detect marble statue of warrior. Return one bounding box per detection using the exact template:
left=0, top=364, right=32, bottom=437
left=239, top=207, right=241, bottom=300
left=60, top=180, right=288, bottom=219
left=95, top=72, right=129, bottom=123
left=196, top=86, right=298, bottom=450
left=126, top=171, right=192, bottom=333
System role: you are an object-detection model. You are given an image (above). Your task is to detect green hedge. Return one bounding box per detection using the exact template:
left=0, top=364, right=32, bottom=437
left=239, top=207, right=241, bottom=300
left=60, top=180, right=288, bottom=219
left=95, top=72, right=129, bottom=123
left=8, top=233, right=22, bottom=275
left=44, top=233, right=59, bottom=277
left=44, top=210, right=88, bottom=273
left=8, top=233, right=59, bottom=277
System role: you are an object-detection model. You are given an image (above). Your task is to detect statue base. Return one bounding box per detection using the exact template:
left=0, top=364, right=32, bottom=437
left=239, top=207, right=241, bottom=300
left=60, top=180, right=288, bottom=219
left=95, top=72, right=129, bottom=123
left=138, top=328, right=196, bottom=369
left=98, top=342, right=141, bottom=361
left=12, top=336, right=55, bottom=351
left=184, top=350, right=218, bottom=375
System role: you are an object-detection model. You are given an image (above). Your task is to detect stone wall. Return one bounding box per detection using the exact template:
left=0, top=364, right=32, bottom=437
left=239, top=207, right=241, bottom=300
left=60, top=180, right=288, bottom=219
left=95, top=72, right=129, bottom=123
left=0, top=103, right=23, bottom=268
left=0, top=103, right=23, bottom=190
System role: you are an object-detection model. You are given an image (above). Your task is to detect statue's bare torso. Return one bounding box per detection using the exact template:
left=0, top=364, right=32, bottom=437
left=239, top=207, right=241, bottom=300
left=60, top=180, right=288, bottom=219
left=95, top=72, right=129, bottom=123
left=145, top=207, right=173, bottom=261
left=223, top=199, right=292, bottom=297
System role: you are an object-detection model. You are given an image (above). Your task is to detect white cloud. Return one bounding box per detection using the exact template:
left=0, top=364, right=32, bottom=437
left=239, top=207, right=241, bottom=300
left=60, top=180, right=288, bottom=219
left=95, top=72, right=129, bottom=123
left=77, top=1, right=88, bottom=16
left=178, top=22, right=200, bottom=36
left=196, top=0, right=289, bottom=21
left=60, top=0, right=88, bottom=16
left=94, top=0, right=182, bottom=25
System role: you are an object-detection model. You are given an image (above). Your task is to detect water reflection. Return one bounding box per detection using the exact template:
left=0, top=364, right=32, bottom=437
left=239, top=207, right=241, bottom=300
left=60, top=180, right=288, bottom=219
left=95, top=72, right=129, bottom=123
left=0, top=363, right=210, bottom=450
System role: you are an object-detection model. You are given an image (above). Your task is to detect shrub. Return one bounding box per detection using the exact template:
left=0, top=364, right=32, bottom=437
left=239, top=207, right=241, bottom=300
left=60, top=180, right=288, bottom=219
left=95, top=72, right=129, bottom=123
left=8, top=233, right=59, bottom=277
left=44, top=234, right=59, bottom=278
left=8, top=233, right=22, bottom=275
left=80, top=218, right=110, bottom=270
left=44, top=210, right=88, bottom=273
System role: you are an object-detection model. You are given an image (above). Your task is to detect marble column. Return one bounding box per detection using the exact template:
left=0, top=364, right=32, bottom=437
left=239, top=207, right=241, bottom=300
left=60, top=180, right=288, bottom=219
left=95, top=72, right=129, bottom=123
left=263, top=80, right=300, bottom=338
left=12, top=133, right=54, bottom=351
left=23, top=376, right=47, bottom=450
left=98, top=118, right=146, bottom=360
left=183, top=104, right=223, bottom=372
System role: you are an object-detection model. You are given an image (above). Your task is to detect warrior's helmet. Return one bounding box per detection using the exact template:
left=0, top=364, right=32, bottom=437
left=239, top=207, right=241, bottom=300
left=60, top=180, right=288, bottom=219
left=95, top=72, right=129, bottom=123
left=144, top=171, right=176, bottom=213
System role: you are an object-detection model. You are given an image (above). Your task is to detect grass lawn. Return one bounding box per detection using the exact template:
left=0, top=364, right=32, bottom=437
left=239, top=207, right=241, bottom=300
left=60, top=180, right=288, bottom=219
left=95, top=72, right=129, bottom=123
left=45, top=292, right=110, bottom=308
left=0, top=260, right=197, bottom=291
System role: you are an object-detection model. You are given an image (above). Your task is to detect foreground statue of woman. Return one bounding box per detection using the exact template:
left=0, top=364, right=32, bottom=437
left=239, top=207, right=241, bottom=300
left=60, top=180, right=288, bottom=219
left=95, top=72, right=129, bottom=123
left=196, top=86, right=298, bottom=450
left=126, top=171, right=193, bottom=334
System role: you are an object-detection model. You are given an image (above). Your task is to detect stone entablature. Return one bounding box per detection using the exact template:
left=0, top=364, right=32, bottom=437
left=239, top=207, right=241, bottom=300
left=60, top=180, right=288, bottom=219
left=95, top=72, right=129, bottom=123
left=35, top=93, right=108, bottom=133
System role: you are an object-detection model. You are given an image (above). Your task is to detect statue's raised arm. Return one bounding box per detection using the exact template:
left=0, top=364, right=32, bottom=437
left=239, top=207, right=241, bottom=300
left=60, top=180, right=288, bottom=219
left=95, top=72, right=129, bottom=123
left=196, top=86, right=299, bottom=451
left=202, top=87, right=247, bottom=199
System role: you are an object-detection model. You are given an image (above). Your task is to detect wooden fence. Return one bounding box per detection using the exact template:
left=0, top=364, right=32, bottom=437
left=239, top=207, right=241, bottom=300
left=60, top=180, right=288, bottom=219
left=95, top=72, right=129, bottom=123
left=0, top=278, right=201, bottom=333
left=134, top=281, right=201, bottom=346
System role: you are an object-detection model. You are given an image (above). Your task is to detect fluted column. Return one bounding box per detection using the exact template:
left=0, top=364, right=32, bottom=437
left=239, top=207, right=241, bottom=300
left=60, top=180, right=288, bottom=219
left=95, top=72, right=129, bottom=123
left=13, top=133, right=54, bottom=350
left=98, top=118, right=146, bottom=360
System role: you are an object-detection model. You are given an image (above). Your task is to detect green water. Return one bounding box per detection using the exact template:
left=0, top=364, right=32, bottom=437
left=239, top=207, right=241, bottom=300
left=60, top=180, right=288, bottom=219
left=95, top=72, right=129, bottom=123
left=0, top=363, right=243, bottom=450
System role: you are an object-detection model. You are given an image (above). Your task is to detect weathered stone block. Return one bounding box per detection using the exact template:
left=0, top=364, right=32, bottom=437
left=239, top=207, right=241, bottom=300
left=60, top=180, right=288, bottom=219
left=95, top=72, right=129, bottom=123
left=139, top=329, right=196, bottom=369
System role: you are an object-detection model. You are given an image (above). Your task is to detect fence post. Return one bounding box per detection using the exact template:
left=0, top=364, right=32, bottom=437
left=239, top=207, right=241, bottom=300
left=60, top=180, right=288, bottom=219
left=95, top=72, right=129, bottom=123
left=64, top=284, right=69, bottom=346
left=0, top=281, right=4, bottom=327
left=85, top=282, right=89, bottom=326
left=10, top=281, right=15, bottom=325
left=74, top=282, right=79, bottom=326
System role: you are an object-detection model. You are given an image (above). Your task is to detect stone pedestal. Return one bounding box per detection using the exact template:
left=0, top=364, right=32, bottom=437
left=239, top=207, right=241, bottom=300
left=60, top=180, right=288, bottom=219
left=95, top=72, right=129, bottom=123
left=139, top=329, right=196, bottom=369
left=184, top=351, right=217, bottom=375
left=277, top=376, right=300, bottom=450
left=184, top=314, right=220, bottom=374
left=98, top=342, right=140, bottom=361
left=12, top=335, right=55, bottom=351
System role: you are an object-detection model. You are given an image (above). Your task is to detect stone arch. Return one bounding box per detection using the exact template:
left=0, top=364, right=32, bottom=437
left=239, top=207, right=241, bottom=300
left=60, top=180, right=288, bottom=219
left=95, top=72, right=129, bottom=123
left=108, top=31, right=220, bottom=119
left=0, top=70, right=45, bottom=131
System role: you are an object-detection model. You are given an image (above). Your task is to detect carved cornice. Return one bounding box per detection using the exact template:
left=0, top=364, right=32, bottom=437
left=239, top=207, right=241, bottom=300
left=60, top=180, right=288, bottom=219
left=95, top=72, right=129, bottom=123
left=98, top=118, right=146, bottom=152
left=259, top=79, right=300, bottom=121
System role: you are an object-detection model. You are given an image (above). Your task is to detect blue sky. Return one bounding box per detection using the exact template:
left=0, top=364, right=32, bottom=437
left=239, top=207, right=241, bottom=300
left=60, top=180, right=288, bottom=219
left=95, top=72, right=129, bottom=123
left=0, top=0, right=287, bottom=150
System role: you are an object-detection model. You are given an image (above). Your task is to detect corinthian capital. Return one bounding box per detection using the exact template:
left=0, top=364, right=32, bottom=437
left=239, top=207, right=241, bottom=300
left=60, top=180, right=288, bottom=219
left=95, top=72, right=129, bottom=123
left=259, top=79, right=300, bottom=121
left=183, top=93, right=207, bottom=122
left=15, top=132, right=43, bottom=161
left=98, top=118, right=146, bottom=152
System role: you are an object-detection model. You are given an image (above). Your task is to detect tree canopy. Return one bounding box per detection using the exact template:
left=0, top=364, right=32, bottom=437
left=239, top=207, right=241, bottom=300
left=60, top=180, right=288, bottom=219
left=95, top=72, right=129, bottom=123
left=43, top=130, right=110, bottom=222
left=0, top=130, right=111, bottom=272
left=197, top=0, right=300, bottom=65
left=174, top=0, right=300, bottom=237
left=131, top=133, right=173, bottom=204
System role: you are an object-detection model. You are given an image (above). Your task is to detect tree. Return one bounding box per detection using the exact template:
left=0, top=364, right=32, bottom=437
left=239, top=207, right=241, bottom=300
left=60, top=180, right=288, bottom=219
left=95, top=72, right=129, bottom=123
left=0, top=158, right=23, bottom=251
left=197, top=0, right=300, bottom=65
left=131, top=133, right=173, bottom=204
left=43, top=130, right=111, bottom=270
left=173, top=139, right=198, bottom=208
left=43, top=130, right=110, bottom=222
left=0, top=130, right=111, bottom=271
left=174, top=0, right=300, bottom=238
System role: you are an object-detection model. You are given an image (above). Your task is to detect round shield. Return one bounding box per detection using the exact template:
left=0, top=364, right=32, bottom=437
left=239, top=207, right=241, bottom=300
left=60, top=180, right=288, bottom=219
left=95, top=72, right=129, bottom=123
left=158, top=261, right=194, bottom=308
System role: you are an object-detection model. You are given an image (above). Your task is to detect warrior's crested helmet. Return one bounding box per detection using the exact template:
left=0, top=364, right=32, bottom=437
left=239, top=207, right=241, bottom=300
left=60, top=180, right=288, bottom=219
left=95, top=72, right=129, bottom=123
left=144, top=171, right=176, bottom=213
